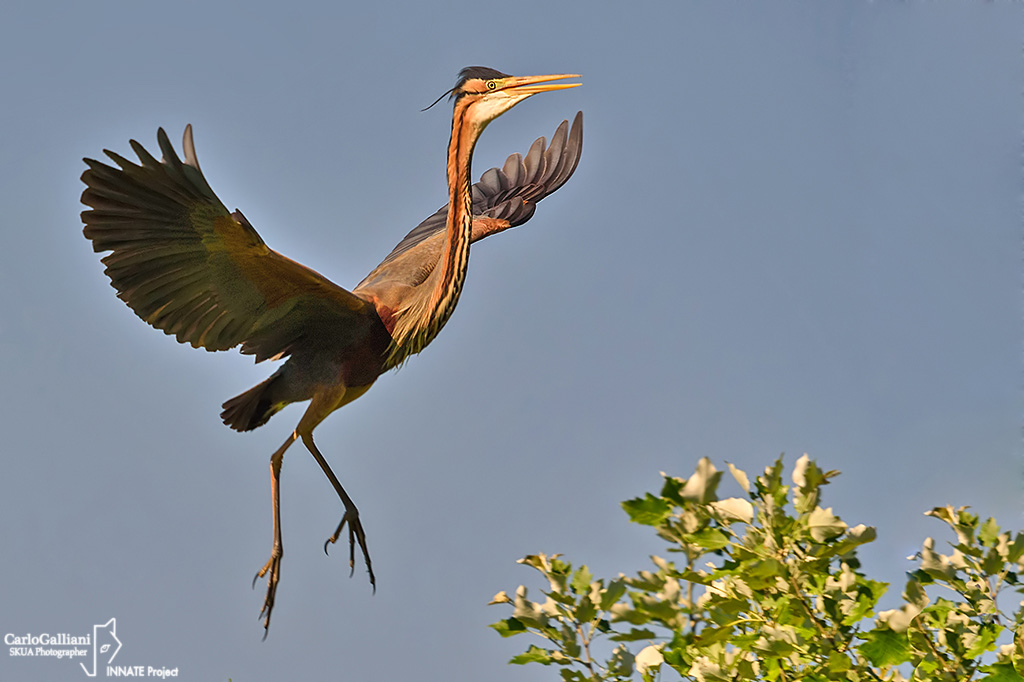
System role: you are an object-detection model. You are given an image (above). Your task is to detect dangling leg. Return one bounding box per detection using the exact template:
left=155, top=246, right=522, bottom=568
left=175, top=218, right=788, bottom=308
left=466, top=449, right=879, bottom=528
left=253, top=432, right=297, bottom=635
left=302, top=432, right=376, bottom=590
left=296, top=384, right=377, bottom=590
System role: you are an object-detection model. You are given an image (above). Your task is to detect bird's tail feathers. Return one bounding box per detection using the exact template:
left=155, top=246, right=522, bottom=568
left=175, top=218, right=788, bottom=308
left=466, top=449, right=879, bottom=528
left=221, top=375, right=285, bottom=432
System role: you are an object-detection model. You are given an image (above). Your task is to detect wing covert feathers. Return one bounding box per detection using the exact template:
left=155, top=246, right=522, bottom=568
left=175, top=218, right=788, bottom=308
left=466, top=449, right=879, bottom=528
left=82, top=126, right=375, bottom=360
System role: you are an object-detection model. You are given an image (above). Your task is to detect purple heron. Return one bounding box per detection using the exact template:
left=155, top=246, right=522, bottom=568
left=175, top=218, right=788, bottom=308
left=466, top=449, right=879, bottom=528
left=80, top=67, right=582, bottom=632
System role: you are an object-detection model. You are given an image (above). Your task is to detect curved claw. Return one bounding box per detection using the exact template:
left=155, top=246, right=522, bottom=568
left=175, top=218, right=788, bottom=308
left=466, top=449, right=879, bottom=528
left=253, top=551, right=283, bottom=637
left=324, top=509, right=376, bottom=592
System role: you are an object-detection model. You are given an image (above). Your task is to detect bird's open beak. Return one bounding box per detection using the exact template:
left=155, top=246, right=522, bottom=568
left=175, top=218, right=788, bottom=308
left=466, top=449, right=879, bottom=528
left=501, top=73, right=582, bottom=95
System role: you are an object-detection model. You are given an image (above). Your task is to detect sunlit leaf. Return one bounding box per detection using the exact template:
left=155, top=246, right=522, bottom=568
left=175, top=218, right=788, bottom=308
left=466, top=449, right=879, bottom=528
left=791, top=453, right=811, bottom=487
left=727, top=462, right=750, bottom=492
left=688, top=655, right=730, bottom=682
left=681, top=458, right=722, bottom=504
left=710, top=497, right=754, bottom=524
left=635, top=644, right=664, bottom=675
left=919, top=537, right=957, bottom=580
left=876, top=602, right=922, bottom=633
left=518, top=554, right=552, bottom=572
left=488, top=591, right=511, bottom=605
left=808, top=506, right=847, bottom=542
left=826, top=524, right=877, bottom=557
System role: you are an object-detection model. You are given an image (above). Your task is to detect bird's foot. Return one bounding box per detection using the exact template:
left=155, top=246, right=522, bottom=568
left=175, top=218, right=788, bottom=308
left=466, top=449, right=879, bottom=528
left=324, top=508, right=376, bottom=591
left=253, top=548, right=283, bottom=637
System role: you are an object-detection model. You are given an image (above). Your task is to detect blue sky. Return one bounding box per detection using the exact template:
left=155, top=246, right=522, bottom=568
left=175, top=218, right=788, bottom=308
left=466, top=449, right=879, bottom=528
left=1, top=2, right=1020, bottom=680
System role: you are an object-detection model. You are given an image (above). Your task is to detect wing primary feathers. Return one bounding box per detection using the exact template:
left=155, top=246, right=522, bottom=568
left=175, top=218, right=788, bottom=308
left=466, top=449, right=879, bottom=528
left=360, top=112, right=584, bottom=279
left=82, top=126, right=377, bottom=359
left=182, top=124, right=201, bottom=170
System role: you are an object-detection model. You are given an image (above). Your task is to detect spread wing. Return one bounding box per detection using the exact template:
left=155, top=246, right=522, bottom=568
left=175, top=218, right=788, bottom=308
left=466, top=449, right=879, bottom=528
left=354, top=111, right=583, bottom=295
left=81, top=126, right=382, bottom=363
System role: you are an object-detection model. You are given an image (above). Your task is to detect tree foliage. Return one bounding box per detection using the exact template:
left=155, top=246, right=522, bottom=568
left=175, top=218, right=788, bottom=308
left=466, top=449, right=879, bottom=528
left=490, top=456, right=1024, bottom=681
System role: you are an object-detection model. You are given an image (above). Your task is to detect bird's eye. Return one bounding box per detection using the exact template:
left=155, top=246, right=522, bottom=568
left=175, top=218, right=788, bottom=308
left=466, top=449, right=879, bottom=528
left=486, top=80, right=497, bottom=90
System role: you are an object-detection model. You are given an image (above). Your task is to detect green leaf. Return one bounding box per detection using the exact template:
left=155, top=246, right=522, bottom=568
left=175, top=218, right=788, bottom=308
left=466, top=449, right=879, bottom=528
left=977, top=662, right=1024, bottom=682
left=609, top=627, right=658, bottom=642
left=600, top=577, right=628, bottom=610
left=490, top=617, right=527, bottom=638
left=608, top=644, right=635, bottom=677
left=1006, top=532, right=1024, bottom=563
left=687, top=527, right=730, bottom=551
left=826, top=524, right=878, bottom=557
left=860, top=627, right=911, bottom=666
left=1013, top=624, right=1024, bottom=677
left=622, top=493, right=672, bottom=526
left=509, top=644, right=553, bottom=665
left=979, top=517, right=1001, bottom=547
left=752, top=624, right=799, bottom=657
left=695, top=624, right=735, bottom=646
left=982, top=546, right=1005, bottom=575
left=827, top=650, right=852, bottom=673
left=570, top=566, right=593, bottom=595
left=574, top=594, right=597, bottom=623
left=558, top=623, right=581, bottom=659
left=919, top=537, right=957, bottom=581
left=518, top=553, right=552, bottom=572
left=755, top=456, right=786, bottom=497
left=903, top=576, right=929, bottom=609
left=965, top=622, right=1001, bottom=659
left=742, top=558, right=784, bottom=590
left=660, top=474, right=686, bottom=505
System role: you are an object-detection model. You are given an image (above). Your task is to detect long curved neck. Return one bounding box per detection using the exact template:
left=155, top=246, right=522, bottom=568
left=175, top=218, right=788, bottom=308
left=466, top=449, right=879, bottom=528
left=386, top=98, right=480, bottom=366
left=432, top=99, right=477, bottom=324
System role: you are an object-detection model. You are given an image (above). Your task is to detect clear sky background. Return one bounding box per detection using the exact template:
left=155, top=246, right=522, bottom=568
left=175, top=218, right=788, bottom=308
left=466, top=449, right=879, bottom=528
left=1, top=2, right=1019, bottom=681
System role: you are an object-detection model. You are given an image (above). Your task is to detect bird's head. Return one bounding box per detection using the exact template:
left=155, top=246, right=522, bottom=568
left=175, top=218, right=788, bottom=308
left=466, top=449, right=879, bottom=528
left=437, top=66, right=581, bottom=132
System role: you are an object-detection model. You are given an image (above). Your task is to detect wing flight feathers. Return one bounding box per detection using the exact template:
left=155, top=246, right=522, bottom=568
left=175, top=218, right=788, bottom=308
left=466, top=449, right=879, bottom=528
left=82, top=126, right=375, bottom=359
left=357, top=111, right=583, bottom=291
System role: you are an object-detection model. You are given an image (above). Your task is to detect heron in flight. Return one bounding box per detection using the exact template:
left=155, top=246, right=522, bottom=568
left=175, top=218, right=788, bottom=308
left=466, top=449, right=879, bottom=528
left=80, top=67, right=582, bottom=632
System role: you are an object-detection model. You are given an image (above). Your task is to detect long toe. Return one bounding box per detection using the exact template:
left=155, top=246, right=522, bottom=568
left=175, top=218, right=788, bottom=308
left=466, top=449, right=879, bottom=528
left=254, top=554, right=283, bottom=636
left=325, top=510, right=375, bottom=590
